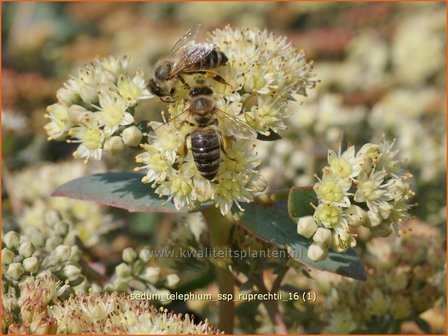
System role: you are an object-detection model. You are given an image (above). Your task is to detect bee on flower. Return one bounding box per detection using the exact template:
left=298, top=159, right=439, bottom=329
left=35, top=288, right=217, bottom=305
left=135, top=26, right=316, bottom=214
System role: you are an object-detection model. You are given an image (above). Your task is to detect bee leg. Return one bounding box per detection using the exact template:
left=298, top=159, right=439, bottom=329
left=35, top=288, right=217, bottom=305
left=161, top=96, right=175, bottom=103
left=211, top=74, right=231, bottom=87
left=178, top=75, right=191, bottom=90
left=194, top=70, right=231, bottom=88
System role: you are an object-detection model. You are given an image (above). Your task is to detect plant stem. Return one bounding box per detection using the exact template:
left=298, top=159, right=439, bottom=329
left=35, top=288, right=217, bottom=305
left=251, top=273, right=288, bottom=334
left=202, top=206, right=235, bottom=334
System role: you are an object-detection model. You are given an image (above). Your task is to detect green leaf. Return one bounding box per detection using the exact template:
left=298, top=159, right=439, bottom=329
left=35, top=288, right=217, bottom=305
left=52, top=172, right=186, bottom=213
left=257, top=129, right=282, bottom=141
left=288, top=186, right=316, bottom=221
left=238, top=201, right=366, bottom=280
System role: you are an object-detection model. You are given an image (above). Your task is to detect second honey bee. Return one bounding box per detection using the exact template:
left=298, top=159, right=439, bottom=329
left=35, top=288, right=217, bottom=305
left=164, top=85, right=257, bottom=180
left=149, top=24, right=229, bottom=102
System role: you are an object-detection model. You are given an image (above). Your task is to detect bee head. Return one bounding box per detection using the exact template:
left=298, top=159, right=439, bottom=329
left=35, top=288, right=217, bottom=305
left=148, top=78, right=173, bottom=97
left=154, top=61, right=172, bottom=81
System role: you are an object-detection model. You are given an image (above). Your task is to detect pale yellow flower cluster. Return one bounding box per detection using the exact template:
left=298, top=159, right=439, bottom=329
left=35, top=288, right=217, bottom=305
left=106, top=246, right=180, bottom=304
left=2, top=275, right=219, bottom=334
left=319, top=225, right=445, bottom=333
left=45, top=56, right=152, bottom=162
left=50, top=293, right=220, bottom=334
left=2, top=222, right=86, bottom=300
left=12, top=161, right=110, bottom=246
left=297, top=140, right=414, bottom=261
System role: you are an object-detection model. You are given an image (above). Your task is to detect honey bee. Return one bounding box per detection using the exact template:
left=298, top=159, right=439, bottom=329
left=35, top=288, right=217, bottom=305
left=148, top=24, right=229, bottom=102
left=163, top=86, right=257, bottom=180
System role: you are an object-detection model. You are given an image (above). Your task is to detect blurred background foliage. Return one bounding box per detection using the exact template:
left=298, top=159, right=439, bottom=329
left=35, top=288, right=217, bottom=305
left=2, top=2, right=446, bottom=334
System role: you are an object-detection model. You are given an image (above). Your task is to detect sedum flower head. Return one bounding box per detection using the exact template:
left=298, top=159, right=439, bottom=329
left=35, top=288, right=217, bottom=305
left=208, top=26, right=316, bottom=134
left=12, top=161, right=113, bottom=247
left=137, top=27, right=315, bottom=214
left=4, top=276, right=219, bottom=334
left=45, top=56, right=152, bottom=162
left=49, top=292, right=220, bottom=334
left=320, top=224, right=445, bottom=333
left=297, top=140, right=413, bottom=260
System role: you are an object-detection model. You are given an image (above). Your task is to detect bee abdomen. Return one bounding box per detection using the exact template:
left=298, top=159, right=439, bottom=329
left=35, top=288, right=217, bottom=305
left=202, top=50, right=228, bottom=69
left=191, top=131, right=220, bottom=180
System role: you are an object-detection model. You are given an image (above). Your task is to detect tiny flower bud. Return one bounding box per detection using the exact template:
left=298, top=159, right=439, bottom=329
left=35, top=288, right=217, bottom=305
left=79, top=83, right=98, bottom=104
left=370, top=223, right=393, bottom=237
left=46, top=237, right=62, bottom=251
left=2, top=248, right=14, bottom=265
left=344, top=205, right=367, bottom=227
left=297, top=216, right=318, bottom=238
left=18, top=242, right=35, bottom=258
left=115, top=263, right=132, bottom=278
left=23, top=257, right=40, bottom=273
left=113, top=277, right=130, bottom=291
left=155, top=288, right=172, bottom=304
left=4, top=231, right=20, bottom=250
left=122, top=126, right=143, bottom=147
left=141, top=267, right=160, bottom=283
left=122, top=247, right=137, bottom=264
left=54, top=245, right=72, bottom=262
left=366, top=210, right=382, bottom=228
left=166, top=274, right=180, bottom=288
left=104, top=136, right=125, bottom=155
left=54, top=221, right=70, bottom=237
left=27, top=228, right=45, bottom=248
left=45, top=210, right=63, bottom=226
left=7, top=262, right=25, bottom=279
left=307, top=243, right=328, bottom=262
left=139, top=247, right=151, bottom=262
left=63, top=265, right=81, bottom=281
left=359, top=143, right=381, bottom=160
left=313, top=228, right=332, bottom=246
left=57, top=87, right=78, bottom=106
left=67, top=105, right=88, bottom=124
left=69, top=246, right=81, bottom=262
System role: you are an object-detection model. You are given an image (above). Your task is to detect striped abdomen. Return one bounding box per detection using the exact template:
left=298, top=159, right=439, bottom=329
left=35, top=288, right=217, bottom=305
left=191, top=129, right=220, bottom=180
left=192, top=49, right=228, bottom=71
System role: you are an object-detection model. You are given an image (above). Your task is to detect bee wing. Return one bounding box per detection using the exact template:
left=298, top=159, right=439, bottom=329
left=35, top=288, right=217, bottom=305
left=216, top=109, right=257, bottom=140
left=153, top=108, right=193, bottom=133
left=171, top=43, right=214, bottom=76
left=167, top=24, right=202, bottom=58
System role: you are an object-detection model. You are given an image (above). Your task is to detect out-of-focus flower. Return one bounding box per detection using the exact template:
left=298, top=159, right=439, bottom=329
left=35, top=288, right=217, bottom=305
left=317, top=223, right=445, bottom=333
left=4, top=275, right=218, bottom=334
left=106, top=245, right=179, bottom=305
left=392, top=9, right=445, bottom=85
left=138, top=27, right=315, bottom=214
left=297, top=216, right=318, bottom=238
left=49, top=292, right=220, bottom=334
left=12, top=161, right=112, bottom=247
left=1, top=224, right=85, bottom=298
left=370, top=88, right=445, bottom=183
left=297, top=140, right=413, bottom=261
left=1, top=110, right=28, bottom=133
left=45, top=56, right=152, bottom=162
